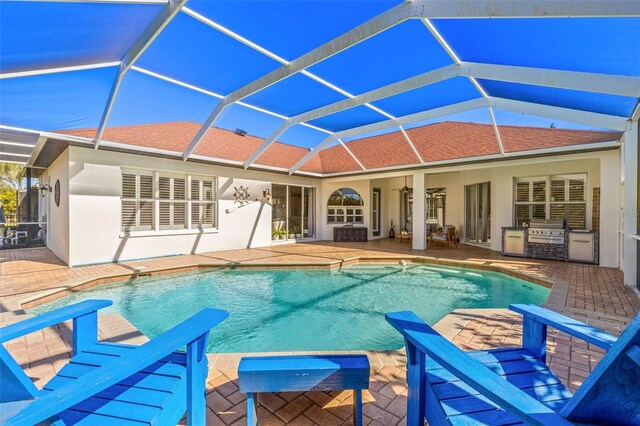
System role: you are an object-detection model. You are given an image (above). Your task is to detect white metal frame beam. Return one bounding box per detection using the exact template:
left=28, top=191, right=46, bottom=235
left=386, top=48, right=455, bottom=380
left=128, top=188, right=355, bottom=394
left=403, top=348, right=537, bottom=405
left=0, top=62, right=120, bottom=80
left=488, top=97, right=629, bottom=131
left=288, top=135, right=337, bottom=174
left=289, top=98, right=486, bottom=174
left=130, top=66, right=331, bottom=134
left=93, top=0, right=187, bottom=149
left=243, top=63, right=461, bottom=168
left=180, top=11, right=387, bottom=168
left=338, top=139, right=366, bottom=170
left=466, top=62, right=640, bottom=98
left=7, top=0, right=167, bottom=3
left=182, top=0, right=421, bottom=160
left=245, top=59, right=640, bottom=168
left=399, top=125, right=424, bottom=164
left=422, top=18, right=506, bottom=156
left=410, top=0, right=640, bottom=18
left=287, top=95, right=629, bottom=174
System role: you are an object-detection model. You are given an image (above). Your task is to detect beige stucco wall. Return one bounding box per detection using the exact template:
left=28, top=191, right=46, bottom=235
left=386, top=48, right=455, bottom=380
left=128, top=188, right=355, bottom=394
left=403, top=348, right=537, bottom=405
left=324, top=150, right=621, bottom=268
left=63, top=146, right=320, bottom=266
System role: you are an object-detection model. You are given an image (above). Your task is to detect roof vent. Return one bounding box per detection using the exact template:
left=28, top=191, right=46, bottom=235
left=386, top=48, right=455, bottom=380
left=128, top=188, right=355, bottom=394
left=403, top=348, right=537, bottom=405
left=235, top=128, right=247, bottom=137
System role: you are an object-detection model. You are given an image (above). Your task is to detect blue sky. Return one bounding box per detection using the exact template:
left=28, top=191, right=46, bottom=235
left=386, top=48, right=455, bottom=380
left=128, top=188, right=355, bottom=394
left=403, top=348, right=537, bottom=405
left=1, top=1, right=637, bottom=148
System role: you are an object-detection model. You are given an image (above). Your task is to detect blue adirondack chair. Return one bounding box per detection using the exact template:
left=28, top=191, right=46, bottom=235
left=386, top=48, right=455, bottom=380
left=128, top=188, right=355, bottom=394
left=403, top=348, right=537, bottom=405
left=0, top=299, right=228, bottom=425
left=386, top=304, right=640, bottom=425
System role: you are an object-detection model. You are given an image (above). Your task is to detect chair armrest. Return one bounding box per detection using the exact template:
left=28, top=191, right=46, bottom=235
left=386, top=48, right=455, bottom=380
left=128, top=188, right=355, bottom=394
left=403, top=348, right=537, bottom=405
left=509, top=304, right=617, bottom=350
left=386, top=311, right=572, bottom=426
left=0, top=300, right=112, bottom=344
left=6, top=308, right=229, bottom=426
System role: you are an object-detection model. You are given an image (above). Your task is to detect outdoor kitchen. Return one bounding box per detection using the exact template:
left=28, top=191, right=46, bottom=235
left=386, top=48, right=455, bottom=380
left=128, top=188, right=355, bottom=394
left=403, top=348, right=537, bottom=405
left=502, top=218, right=599, bottom=264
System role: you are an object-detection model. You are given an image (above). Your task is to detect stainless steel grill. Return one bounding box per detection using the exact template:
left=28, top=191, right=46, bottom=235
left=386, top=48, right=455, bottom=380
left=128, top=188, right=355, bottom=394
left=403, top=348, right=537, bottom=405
left=528, top=218, right=565, bottom=245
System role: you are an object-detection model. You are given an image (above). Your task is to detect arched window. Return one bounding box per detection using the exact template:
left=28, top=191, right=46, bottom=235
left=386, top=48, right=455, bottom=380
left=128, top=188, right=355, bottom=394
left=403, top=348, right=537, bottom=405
left=327, top=188, right=364, bottom=224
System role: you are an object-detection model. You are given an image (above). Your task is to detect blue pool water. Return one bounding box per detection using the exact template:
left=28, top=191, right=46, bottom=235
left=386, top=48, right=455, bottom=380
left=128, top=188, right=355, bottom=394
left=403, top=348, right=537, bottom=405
left=31, top=264, right=548, bottom=352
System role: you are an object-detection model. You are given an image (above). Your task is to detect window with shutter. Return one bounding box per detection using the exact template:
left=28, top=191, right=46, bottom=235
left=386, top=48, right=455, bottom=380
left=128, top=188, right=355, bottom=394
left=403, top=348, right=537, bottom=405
left=121, top=172, right=154, bottom=232
left=513, top=174, right=586, bottom=228
left=190, top=177, right=216, bottom=229
left=551, top=179, right=565, bottom=202
left=568, top=179, right=584, bottom=201
left=532, top=180, right=546, bottom=202
left=516, top=181, right=529, bottom=203
left=121, top=170, right=217, bottom=233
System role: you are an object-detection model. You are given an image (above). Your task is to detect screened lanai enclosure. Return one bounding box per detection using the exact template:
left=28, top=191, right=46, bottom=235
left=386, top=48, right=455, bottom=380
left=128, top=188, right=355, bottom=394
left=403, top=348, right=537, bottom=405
left=0, top=0, right=639, bottom=284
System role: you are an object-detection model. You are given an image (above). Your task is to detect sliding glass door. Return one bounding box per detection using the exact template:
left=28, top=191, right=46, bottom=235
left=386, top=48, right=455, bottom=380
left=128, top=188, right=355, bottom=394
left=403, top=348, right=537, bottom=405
left=465, top=182, right=491, bottom=244
left=272, top=184, right=315, bottom=241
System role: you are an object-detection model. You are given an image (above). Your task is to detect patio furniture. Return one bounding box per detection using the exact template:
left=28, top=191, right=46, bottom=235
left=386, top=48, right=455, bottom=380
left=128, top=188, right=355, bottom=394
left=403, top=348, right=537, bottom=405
left=428, top=225, right=457, bottom=248
left=333, top=226, right=368, bottom=242
left=395, top=231, right=413, bottom=243
left=386, top=304, right=640, bottom=426
left=0, top=299, right=228, bottom=425
left=239, top=354, right=370, bottom=426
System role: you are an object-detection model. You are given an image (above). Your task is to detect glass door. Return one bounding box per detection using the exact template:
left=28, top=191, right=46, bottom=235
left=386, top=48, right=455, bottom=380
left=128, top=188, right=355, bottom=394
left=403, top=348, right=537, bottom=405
left=465, top=182, right=491, bottom=244
left=426, top=188, right=446, bottom=233
left=272, top=184, right=287, bottom=241
left=271, top=184, right=315, bottom=241
left=372, top=188, right=381, bottom=236
left=303, top=187, right=315, bottom=238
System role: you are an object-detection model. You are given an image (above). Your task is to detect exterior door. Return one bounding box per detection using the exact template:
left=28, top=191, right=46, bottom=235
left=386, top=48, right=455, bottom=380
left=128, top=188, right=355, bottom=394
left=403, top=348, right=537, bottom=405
left=372, top=188, right=381, bottom=236
left=465, top=182, right=491, bottom=244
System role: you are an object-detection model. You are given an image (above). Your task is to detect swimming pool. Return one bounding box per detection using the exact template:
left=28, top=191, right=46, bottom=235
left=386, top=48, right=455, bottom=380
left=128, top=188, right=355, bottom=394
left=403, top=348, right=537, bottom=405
left=32, top=264, right=549, bottom=352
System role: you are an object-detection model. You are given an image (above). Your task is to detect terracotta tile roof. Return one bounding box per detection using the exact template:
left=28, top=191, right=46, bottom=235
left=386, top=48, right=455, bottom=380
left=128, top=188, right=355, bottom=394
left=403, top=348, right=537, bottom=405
left=57, top=121, right=621, bottom=176
left=60, top=122, right=323, bottom=174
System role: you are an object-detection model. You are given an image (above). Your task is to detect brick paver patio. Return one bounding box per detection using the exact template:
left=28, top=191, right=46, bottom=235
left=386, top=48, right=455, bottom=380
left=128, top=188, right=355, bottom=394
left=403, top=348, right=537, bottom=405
left=1, top=241, right=638, bottom=424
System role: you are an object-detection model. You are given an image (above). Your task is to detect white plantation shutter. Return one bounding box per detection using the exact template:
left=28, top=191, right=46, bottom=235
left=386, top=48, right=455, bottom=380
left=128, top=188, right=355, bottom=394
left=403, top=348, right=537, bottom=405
left=514, top=175, right=586, bottom=227
left=569, top=179, right=584, bottom=201
left=191, top=179, right=201, bottom=227
left=532, top=180, right=546, bottom=202
left=159, top=176, right=171, bottom=199
left=122, top=174, right=136, bottom=198
left=121, top=201, right=136, bottom=230
left=121, top=171, right=216, bottom=232
left=551, top=179, right=565, bottom=202
left=121, top=172, right=154, bottom=232
left=516, top=181, right=529, bottom=202
left=190, top=177, right=216, bottom=229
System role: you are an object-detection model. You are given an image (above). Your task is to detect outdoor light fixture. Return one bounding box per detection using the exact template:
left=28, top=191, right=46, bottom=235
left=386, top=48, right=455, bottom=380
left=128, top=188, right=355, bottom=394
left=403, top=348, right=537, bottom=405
left=35, top=183, right=52, bottom=198
left=402, top=176, right=410, bottom=194
left=262, top=189, right=271, bottom=203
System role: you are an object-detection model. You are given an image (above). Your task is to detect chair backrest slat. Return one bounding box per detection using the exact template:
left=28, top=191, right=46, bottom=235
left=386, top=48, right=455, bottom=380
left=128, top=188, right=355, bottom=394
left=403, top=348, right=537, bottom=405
left=561, top=313, right=640, bottom=425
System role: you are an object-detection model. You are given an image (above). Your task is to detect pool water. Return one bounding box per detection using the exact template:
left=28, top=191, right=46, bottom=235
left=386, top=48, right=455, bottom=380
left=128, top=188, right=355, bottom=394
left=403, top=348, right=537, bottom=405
left=31, top=264, right=548, bottom=352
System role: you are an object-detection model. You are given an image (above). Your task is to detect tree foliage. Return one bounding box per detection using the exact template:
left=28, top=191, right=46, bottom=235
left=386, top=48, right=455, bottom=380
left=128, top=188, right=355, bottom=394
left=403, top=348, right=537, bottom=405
left=0, top=163, right=23, bottom=216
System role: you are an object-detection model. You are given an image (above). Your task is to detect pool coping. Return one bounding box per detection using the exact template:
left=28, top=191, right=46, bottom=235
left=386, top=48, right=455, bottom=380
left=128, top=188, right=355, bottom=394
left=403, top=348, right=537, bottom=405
left=15, top=254, right=561, bottom=311
left=11, top=256, right=564, bottom=370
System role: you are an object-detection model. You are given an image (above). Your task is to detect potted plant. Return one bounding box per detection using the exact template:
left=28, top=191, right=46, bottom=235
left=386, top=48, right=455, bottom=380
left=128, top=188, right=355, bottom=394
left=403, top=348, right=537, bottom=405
left=272, top=229, right=280, bottom=240
left=278, top=230, right=286, bottom=240
left=294, top=226, right=302, bottom=239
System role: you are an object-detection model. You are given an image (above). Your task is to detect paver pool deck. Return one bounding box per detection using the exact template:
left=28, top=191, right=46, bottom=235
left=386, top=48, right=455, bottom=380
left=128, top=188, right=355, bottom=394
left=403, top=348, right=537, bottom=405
left=1, top=240, right=639, bottom=425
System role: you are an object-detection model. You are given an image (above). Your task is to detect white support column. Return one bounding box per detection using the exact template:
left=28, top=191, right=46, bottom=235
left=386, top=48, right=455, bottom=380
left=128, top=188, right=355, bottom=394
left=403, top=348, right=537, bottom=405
left=599, top=151, right=621, bottom=268
left=622, top=120, right=638, bottom=287
left=412, top=171, right=426, bottom=251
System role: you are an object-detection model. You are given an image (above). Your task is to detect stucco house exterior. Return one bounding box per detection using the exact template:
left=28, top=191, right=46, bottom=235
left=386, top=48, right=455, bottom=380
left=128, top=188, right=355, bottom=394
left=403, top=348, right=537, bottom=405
left=26, top=120, right=637, bottom=288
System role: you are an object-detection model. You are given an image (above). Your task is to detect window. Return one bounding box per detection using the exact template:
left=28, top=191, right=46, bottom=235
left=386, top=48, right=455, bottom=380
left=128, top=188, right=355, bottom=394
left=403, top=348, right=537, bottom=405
left=159, top=176, right=187, bottom=230
left=327, top=188, right=364, bottom=224
left=121, top=170, right=217, bottom=233
left=514, top=174, right=586, bottom=229
left=121, top=172, right=154, bottom=232
left=191, top=178, right=216, bottom=229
